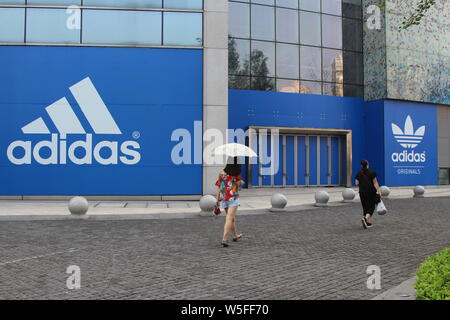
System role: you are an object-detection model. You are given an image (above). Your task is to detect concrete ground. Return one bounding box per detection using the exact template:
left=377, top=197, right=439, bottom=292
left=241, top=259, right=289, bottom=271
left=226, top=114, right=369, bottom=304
left=0, top=185, right=450, bottom=220
left=0, top=195, right=448, bottom=300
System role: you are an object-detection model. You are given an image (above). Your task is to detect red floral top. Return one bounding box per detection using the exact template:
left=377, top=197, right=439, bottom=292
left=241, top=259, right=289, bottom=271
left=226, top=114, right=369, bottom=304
left=215, top=173, right=244, bottom=201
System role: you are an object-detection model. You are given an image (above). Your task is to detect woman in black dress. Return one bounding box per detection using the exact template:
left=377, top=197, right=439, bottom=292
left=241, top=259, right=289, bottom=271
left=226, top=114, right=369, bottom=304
left=355, top=160, right=381, bottom=229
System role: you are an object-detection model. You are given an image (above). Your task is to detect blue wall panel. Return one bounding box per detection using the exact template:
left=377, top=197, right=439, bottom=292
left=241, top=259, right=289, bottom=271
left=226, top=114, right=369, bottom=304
left=0, top=46, right=203, bottom=195
left=229, top=89, right=366, bottom=186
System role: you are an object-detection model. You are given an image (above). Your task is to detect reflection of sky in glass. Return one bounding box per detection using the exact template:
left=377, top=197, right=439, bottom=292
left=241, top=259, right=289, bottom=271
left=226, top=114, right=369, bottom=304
left=164, top=12, right=202, bottom=46
left=0, top=8, right=24, bottom=42
left=27, top=8, right=80, bottom=43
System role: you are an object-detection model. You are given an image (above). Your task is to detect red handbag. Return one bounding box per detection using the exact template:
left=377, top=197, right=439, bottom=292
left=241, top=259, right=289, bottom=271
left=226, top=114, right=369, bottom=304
left=214, top=202, right=221, bottom=215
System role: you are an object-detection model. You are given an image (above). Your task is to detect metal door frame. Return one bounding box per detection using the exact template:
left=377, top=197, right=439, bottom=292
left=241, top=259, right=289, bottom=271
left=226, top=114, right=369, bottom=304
left=247, top=126, right=352, bottom=188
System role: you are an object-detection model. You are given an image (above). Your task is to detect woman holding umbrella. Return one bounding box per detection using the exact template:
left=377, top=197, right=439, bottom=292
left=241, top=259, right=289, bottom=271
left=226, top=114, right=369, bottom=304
left=215, top=157, right=244, bottom=247
left=212, top=143, right=257, bottom=247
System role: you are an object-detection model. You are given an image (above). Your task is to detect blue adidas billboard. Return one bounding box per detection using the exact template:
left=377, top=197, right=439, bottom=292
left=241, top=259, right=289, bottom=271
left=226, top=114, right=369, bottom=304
left=0, top=46, right=203, bottom=195
left=383, top=100, right=437, bottom=186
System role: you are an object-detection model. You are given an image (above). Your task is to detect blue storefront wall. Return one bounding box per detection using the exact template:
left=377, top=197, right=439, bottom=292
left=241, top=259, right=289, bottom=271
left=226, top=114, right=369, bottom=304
left=229, top=89, right=366, bottom=185
left=0, top=46, right=203, bottom=195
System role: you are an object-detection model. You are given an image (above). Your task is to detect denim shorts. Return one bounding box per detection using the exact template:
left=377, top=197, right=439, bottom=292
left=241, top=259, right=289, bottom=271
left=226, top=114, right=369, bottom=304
left=221, top=198, right=241, bottom=209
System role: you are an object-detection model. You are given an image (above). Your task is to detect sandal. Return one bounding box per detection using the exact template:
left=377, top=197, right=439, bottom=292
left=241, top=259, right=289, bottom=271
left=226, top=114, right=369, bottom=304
left=221, top=240, right=229, bottom=247
left=233, top=234, right=242, bottom=242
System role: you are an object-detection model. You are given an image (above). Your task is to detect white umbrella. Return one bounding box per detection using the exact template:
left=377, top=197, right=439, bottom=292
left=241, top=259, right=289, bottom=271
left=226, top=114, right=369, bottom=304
left=212, top=143, right=257, bottom=157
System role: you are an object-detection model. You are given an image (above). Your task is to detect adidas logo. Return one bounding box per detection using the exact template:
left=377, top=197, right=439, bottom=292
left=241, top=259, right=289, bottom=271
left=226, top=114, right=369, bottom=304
left=391, top=115, right=426, bottom=149
left=7, top=77, right=141, bottom=166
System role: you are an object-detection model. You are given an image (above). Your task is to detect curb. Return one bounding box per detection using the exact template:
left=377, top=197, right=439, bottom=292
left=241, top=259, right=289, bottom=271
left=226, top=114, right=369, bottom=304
left=371, top=276, right=417, bottom=300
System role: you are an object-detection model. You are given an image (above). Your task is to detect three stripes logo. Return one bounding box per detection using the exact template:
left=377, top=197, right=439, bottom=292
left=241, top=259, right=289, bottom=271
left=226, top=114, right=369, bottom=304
left=7, top=77, right=141, bottom=166
left=391, top=115, right=426, bottom=149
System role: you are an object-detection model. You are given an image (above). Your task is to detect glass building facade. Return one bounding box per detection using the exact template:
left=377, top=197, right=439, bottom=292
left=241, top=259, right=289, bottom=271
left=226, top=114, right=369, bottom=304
left=0, top=0, right=203, bottom=46
left=228, top=0, right=364, bottom=97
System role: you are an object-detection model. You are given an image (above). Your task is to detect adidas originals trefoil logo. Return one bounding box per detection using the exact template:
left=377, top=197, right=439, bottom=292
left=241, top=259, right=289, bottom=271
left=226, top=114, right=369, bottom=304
left=391, top=115, right=426, bottom=149
left=7, top=77, right=141, bottom=166
left=391, top=115, right=426, bottom=163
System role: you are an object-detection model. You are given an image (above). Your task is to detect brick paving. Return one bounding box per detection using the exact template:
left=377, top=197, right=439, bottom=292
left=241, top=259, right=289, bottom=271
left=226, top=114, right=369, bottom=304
left=0, top=197, right=448, bottom=300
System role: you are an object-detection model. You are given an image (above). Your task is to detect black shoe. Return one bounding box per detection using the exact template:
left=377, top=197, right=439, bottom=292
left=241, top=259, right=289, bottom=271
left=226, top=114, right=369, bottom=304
left=361, top=218, right=368, bottom=229
left=367, top=222, right=372, bottom=228
left=221, top=240, right=229, bottom=247
left=233, top=234, right=242, bottom=242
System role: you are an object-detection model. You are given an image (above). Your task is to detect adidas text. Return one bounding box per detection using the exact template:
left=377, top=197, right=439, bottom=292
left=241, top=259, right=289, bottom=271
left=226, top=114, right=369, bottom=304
left=391, top=150, right=426, bottom=163
left=7, top=134, right=141, bottom=165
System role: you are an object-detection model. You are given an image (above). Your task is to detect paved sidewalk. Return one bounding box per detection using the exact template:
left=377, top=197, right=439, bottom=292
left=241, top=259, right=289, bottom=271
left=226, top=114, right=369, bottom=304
left=0, top=186, right=449, bottom=220
left=0, top=196, right=448, bottom=299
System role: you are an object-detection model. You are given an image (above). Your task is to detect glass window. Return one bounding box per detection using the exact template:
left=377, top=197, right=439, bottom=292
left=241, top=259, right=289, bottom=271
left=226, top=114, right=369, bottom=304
left=322, top=48, right=343, bottom=82
left=0, top=0, right=25, bottom=3
left=276, top=8, right=298, bottom=43
left=251, top=4, right=275, bottom=41
left=83, top=0, right=162, bottom=8
left=276, top=0, right=297, bottom=9
left=438, top=168, right=450, bottom=185
left=277, top=79, right=300, bottom=93
left=252, top=0, right=274, bottom=5
left=27, top=0, right=81, bottom=4
left=251, top=77, right=275, bottom=91
left=164, top=12, right=202, bottom=46
left=343, top=51, right=363, bottom=85
left=0, top=8, right=24, bottom=42
left=322, top=14, right=342, bottom=49
left=343, top=0, right=362, bottom=19
left=300, top=11, right=321, bottom=46
left=343, top=18, right=362, bottom=52
left=229, top=2, right=250, bottom=39
left=82, top=10, right=161, bottom=45
left=299, top=0, right=320, bottom=12
left=164, top=0, right=202, bottom=9
left=26, top=8, right=80, bottom=43
left=322, top=0, right=342, bottom=15
left=229, top=75, right=251, bottom=90
left=300, top=81, right=322, bottom=95
left=251, top=40, right=275, bottom=77
left=300, top=46, right=322, bottom=81
left=323, top=82, right=343, bottom=96
left=229, top=38, right=250, bottom=76
left=343, top=84, right=363, bottom=98
left=276, top=43, right=299, bottom=79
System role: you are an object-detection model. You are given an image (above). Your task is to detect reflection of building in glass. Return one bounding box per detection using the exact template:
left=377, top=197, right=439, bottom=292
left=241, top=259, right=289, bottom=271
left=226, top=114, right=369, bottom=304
left=332, top=55, right=344, bottom=96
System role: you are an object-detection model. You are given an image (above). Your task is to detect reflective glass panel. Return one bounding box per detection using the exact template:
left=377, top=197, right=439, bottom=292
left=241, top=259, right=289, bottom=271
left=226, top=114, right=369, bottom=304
left=27, top=0, right=81, bottom=4
left=251, top=4, right=275, bottom=41
left=343, top=0, right=362, bottom=19
left=27, top=8, right=80, bottom=43
left=251, top=77, right=276, bottom=91
left=0, top=0, right=25, bottom=3
left=343, top=51, right=363, bottom=84
left=343, top=18, right=362, bottom=52
left=252, top=0, right=274, bottom=5
left=322, top=14, right=342, bottom=49
left=164, top=0, right=202, bottom=9
left=300, top=11, right=321, bottom=46
left=276, top=0, right=298, bottom=9
left=82, top=10, right=161, bottom=45
left=0, top=8, right=24, bottom=42
left=300, top=81, right=322, bottom=94
left=276, top=43, right=299, bottom=79
left=322, top=0, right=342, bottom=15
left=277, top=79, right=300, bottom=93
left=323, top=82, right=344, bottom=96
left=164, top=12, right=202, bottom=46
left=229, top=2, right=250, bottom=38
left=276, top=8, right=298, bottom=43
left=251, top=40, right=275, bottom=77
left=299, top=0, right=320, bottom=12
left=322, top=48, right=343, bottom=82
left=343, top=84, right=363, bottom=97
left=83, top=0, right=162, bottom=8
left=300, top=46, right=322, bottom=81
left=229, top=38, right=250, bottom=75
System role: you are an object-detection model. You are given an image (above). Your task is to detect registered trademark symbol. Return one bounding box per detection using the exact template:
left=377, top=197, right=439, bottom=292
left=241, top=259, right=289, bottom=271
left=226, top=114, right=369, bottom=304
left=132, top=131, right=140, bottom=140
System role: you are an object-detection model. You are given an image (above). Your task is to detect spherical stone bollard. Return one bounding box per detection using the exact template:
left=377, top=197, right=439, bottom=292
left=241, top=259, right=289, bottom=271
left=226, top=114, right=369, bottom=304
left=199, top=195, right=217, bottom=216
left=413, top=185, right=425, bottom=198
left=315, top=191, right=330, bottom=207
left=380, top=186, right=390, bottom=198
left=68, top=196, right=89, bottom=216
left=270, top=193, right=288, bottom=212
left=342, top=188, right=356, bottom=202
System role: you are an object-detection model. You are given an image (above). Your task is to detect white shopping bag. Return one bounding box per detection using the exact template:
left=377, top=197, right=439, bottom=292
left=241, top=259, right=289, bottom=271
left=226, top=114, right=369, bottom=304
left=376, top=199, right=387, bottom=215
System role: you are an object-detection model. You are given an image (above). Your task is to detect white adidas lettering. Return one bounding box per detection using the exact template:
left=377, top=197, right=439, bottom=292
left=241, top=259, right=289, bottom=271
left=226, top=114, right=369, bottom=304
left=7, top=77, right=141, bottom=166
